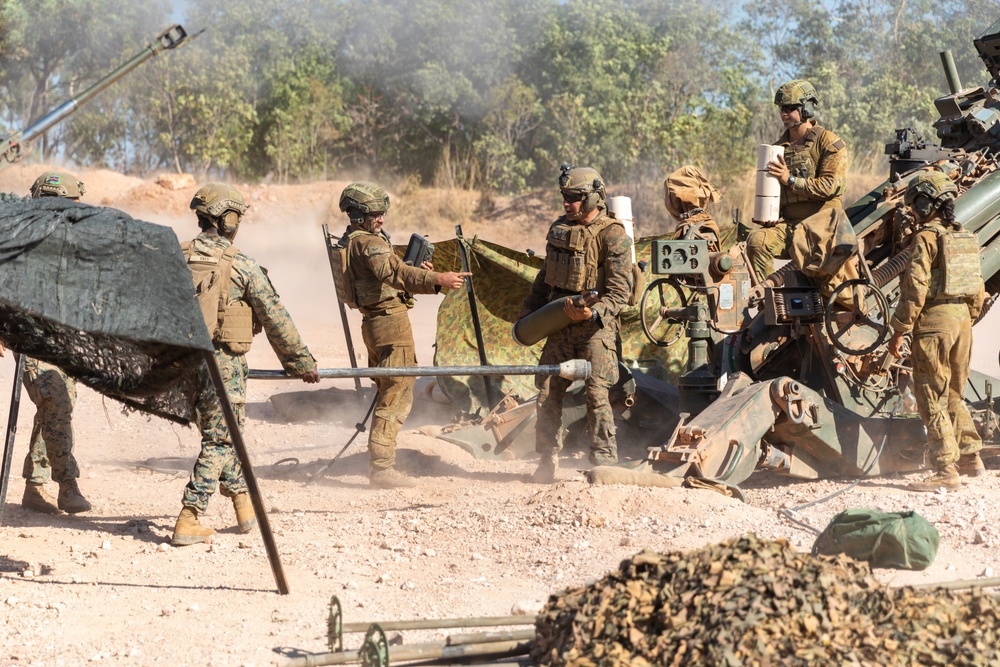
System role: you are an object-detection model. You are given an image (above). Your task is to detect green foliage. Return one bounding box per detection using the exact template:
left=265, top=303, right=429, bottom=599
left=3, top=0, right=1000, bottom=192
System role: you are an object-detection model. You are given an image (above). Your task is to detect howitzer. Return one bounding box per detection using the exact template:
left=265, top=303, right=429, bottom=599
left=637, top=21, right=1000, bottom=495
left=402, top=233, right=435, bottom=266
left=0, top=24, right=192, bottom=172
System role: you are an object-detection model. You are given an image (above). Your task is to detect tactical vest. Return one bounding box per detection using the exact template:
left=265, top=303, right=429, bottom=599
left=543, top=215, right=621, bottom=294
left=926, top=224, right=983, bottom=299
left=182, top=242, right=256, bottom=354
left=781, top=125, right=846, bottom=221
left=348, top=231, right=405, bottom=310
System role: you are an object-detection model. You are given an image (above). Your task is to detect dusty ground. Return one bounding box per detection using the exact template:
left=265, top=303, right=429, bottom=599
left=2, top=164, right=1000, bottom=667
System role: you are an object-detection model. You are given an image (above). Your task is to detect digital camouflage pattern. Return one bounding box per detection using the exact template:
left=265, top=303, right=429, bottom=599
left=890, top=224, right=985, bottom=469
left=428, top=236, right=685, bottom=414
left=21, top=358, right=80, bottom=485
left=747, top=124, right=848, bottom=278
left=182, top=231, right=316, bottom=513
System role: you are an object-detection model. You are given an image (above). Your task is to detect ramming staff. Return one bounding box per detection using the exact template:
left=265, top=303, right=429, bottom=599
left=248, top=359, right=590, bottom=382
left=286, top=636, right=533, bottom=667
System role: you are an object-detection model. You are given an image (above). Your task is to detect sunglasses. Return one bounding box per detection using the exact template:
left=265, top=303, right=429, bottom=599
left=561, top=191, right=586, bottom=203
left=780, top=104, right=801, bottom=114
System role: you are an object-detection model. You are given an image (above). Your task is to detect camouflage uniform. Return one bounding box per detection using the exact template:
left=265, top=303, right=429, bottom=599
left=22, top=358, right=80, bottom=485
left=523, top=211, right=634, bottom=463
left=889, top=223, right=985, bottom=470
left=747, top=125, right=848, bottom=279
left=182, top=231, right=316, bottom=514
left=343, top=226, right=439, bottom=471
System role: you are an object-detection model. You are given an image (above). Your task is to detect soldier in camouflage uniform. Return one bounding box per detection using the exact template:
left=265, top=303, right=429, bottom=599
left=335, top=183, right=469, bottom=489
left=747, top=80, right=849, bottom=280
left=888, top=172, right=986, bottom=492
left=518, top=165, right=634, bottom=483
left=20, top=171, right=92, bottom=515
left=171, top=183, right=320, bottom=546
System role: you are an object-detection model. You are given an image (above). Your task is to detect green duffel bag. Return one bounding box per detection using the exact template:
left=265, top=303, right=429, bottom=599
left=812, top=508, right=940, bottom=570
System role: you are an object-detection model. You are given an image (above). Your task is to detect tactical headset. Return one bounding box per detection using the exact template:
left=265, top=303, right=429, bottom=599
left=559, top=164, right=606, bottom=214
left=904, top=172, right=958, bottom=219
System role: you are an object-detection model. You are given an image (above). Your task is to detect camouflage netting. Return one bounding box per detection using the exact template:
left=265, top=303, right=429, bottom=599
left=0, top=197, right=213, bottom=424
left=533, top=534, right=1000, bottom=666
left=427, top=236, right=686, bottom=413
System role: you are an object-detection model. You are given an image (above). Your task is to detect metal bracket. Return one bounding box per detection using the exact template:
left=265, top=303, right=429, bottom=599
left=327, top=595, right=343, bottom=653
left=360, top=624, right=389, bottom=667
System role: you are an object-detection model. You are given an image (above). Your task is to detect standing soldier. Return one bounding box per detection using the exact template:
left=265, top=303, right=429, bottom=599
left=888, top=171, right=986, bottom=492
left=518, top=165, right=634, bottom=483
left=21, top=171, right=92, bottom=514
left=746, top=80, right=849, bottom=280
left=334, top=182, right=469, bottom=489
left=172, top=183, right=320, bottom=546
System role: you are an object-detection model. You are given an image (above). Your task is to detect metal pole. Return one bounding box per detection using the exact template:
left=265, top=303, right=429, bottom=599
left=0, top=353, right=26, bottom=526
left=322, top=224, right=364, bottom=399
left=286, top=639, right=532, bottom=667
left=202, top=350, right=289, bottom=595
left=247, top=360, right=590, bottom=382
left=341, top=615, right=535, bottom=633
left=455, top=226, right=502, bottom=409
left=939, top=50, right=962, bottom=94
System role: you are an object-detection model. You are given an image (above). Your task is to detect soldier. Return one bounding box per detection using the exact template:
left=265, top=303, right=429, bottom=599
left=171, top=183, right=320, bottom=546
left=746, top=80, right=849, bottom=280
left=887, top=171, right=986, bottom=492
left=518, top=165, right=634, bottom=483
left=664, top=165, right=723, bottom=251
left=20, top=171, right=91, bottom=515
left=335, top=182, right=469, bottom=489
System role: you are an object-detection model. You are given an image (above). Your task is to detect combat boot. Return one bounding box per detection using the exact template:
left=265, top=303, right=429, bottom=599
left=957, top=452, right=986, bottom=477
left=369, top=467, right=417, bottom=489
left=589, top=450, right=618, bottom=466
left=22, top=482, right=60, bottom=514
left=171, top=507, right=215, bottom=546
left=57, top=479, right=92, bottom=514
left=908, top=464, right=962, bottom=492
left=232, top=493, right=257, bottom=533
left=531, top=454, right=558, bottom=484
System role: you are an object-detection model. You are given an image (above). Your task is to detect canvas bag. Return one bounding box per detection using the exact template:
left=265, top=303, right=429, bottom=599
left=812, top=508, right=940, bottom=570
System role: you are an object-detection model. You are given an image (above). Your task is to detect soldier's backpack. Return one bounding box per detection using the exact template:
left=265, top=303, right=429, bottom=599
left=181, top=242, right=256, bottom=353
left=938, top=228, right=982, bottom=298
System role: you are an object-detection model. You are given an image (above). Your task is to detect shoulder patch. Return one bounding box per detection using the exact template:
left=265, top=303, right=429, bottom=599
left=366, top=245, right=391, bottom=257
left=831, top=139, right=846, bottom=151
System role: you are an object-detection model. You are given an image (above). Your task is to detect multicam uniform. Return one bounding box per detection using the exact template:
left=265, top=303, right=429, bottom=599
left=22, top=359, right=80, bottom=485
left=341, top=227, right=439, bottom=472
left=889, top=222, right=985, bottom=470
left=181, top=231, right=316, bottom=514
left=747, top=125, right=848, bottom=278
left=522, top=211, right=634, bottom=463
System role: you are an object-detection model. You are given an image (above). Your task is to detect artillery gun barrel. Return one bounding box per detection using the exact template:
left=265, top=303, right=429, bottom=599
left=20, top=25, right=188, bottom=144
left=248, top=359, right=590, bottom=381
left=940, top=50, right=963, bottom=94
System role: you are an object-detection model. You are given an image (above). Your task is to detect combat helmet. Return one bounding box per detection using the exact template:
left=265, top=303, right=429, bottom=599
left=339, top=182, right=390, bottom=230
left=774, top=79, right=819, bottom=120
left=558, top=164, right=606, bottom=219
left=30, top=171, right=86, bottom=199
left=904, top=171, right=958, bottom=220
left=190, top=183, right=248, bottom=239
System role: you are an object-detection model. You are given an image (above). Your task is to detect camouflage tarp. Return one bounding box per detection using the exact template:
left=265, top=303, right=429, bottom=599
left=0, top=197, right=213, bottom=424
left=427, top=235, right=686, bottom=414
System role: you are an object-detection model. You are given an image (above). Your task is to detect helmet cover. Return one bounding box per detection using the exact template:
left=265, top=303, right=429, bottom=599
left=30, top=171, right=86, bottom=199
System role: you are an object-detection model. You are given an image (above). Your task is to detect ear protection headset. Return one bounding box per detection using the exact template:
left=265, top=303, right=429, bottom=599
left=218, top=210, right=241, bottom=237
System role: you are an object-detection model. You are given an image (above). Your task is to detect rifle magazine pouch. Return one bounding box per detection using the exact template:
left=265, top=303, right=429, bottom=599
left=544, top=223, right=588, bottom=292
left=812, top=508, right=939, bottom=570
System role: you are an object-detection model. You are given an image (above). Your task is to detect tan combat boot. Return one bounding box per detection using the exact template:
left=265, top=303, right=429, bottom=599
left=57, top=479, right=92, bottom=514
left=232, top=493, right=257, bottom=533
left=22, top=482, right=60, bottom=514
left=369, top=467, right=417, bottom=489
left=171, top=507, right=215, bottom=546
left=531, top=454, right=558, bottom=484
left=908, top=464, right=962, bottom=492
left=957, top=452, right=986, bottom=477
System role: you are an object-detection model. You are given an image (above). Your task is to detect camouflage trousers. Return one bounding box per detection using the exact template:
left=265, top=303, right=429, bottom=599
left=535, top=319, right=618, bottom=460
left=362, top=312, right=416, bottom=471
left=22, top=358, right=80, bottom=484
left=746, top=222, right=794, bottom=280
left=911, top=304, right=982, bottom=469
left=182, top=347, right=248, bottom=513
